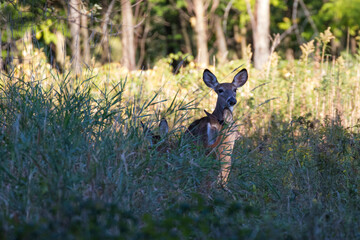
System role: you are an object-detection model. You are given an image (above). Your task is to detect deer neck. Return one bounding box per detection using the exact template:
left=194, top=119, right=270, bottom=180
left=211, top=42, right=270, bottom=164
left=212, top=104, right=232, bottom=122
left=212, top=98, right=235, bottom=121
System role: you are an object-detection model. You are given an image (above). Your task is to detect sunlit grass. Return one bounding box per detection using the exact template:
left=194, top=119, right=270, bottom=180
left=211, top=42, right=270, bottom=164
left=0, top=34, right=360, bottom=238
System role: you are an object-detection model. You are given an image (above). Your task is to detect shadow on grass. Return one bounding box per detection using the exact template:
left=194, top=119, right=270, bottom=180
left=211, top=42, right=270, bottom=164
left=0, top=74, right=359, bottom=239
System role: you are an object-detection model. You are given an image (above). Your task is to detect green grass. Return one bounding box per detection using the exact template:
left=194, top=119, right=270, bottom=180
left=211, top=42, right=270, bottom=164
left=0, top=51, right=360, bottom=239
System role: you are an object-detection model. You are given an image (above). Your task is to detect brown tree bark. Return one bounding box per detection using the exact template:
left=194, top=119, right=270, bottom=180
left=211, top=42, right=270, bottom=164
left=121, top=0, right=136, bottom=71
left=0, top=29, right=2, bottom=73
left=245, top=0, right=270, bottom=69
left=22, top=30, right=33, bottom=65
left=214, top=15, right=228, bottom=63
left=240, top=26, right=247, bottom=59
left=81, top=4, right=90, bottom=66
left=5, top=24, right=12, bottom=72
left=55, top=29, right=66, bottom=69
left=254, top=0, right=270, bottom=69
left=101, top=0, right=116, bottom=64
left=193, top=0, right=209, bottom=66
left=179, top=13, right=193, bottom=55
left=351, top=37, right=357, bottom=55
left=136, top=19, right=150, bottom=69
left=68, top=0, right=81, bottom=75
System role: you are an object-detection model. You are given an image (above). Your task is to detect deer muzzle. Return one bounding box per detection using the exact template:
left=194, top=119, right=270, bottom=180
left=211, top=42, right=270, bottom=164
left=227, top=97, right=237, bottom=106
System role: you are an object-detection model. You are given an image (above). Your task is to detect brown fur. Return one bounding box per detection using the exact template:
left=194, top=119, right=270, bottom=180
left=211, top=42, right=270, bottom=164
left=143, top=68, right=247, bottom=187
left=186, top=68, right=247, bottom=187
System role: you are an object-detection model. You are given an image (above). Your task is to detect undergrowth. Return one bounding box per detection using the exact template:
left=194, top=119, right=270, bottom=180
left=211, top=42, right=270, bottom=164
left=1, top=29, right=360, bottom=239
left=0, top=66, right=359, bottom=239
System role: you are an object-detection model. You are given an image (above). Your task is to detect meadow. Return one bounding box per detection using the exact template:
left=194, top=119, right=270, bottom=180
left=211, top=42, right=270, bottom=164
left=0, top=35, right=360, bottom=239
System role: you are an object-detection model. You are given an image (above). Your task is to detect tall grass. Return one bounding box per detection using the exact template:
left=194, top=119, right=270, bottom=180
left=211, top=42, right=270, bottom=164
left=0, top=32, right=360, bottom=238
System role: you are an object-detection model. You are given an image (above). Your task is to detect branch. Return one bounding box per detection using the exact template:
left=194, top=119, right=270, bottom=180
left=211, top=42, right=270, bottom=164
left=100, top=0, right=116, bottom=44
left=279, top=24, right=297, bottom=43
left=292, top=0, right=303, bottom=45
left=223, top=0, right=235, bottom=31
left=299, top=0, right=319, bottom=36
left=209, top=0, right=220, bottom=14
left=244, top=0, right=256, bottom=36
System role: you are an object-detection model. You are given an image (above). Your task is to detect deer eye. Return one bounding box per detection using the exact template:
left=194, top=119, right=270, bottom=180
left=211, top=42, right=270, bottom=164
left=218, top=89, right=224, bottom=93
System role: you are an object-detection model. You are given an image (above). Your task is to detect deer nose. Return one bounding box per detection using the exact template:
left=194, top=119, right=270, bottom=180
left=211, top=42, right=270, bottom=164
left=227, top=97, right=237, bottom=106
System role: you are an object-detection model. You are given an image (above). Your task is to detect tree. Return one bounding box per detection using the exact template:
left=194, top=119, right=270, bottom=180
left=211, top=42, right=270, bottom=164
left=244, top=0, right=270, bottom=69
left=68, top=0, right=82, bottom=75
left=81, top=2, right=90, bottom=66
left=214, top=15, right=228, bottom=63
left=100, top=0, right=116, bottom=64
left=179, top=10, right=193, bottom=55
left=121, top=0, right=136, bottom=71
left=0, top=28, right=2, bottom=73
left=187, top=0, right=209, bottom=66
left=55, top=28, right=66, bottom=69
left=254, top=0, right=270, bottom=69
left=315, top=0, right=360, bottom=53
left=193, top=0, right=209, bottom=66
left=211, top=0, right=231, bottom=63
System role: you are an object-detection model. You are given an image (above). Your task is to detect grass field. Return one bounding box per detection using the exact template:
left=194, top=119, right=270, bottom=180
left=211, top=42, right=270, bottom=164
left=0, top=39, right=360, bottom=239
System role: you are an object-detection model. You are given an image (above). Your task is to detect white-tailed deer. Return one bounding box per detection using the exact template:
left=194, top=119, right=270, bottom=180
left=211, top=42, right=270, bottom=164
left=186, top=68, right=248, bottom=186
left=141, top=118, right=169, bottom=146
left=142, top=68, right=248, bottom=187
left=142, top=109, right=237, bottom=186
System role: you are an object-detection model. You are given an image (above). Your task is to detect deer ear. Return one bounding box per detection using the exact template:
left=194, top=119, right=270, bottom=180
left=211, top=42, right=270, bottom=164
left=159, top=118, right=169, bottom=137
left=204, top=110, right=212, bottom=117
left=204, top=110, right=218, bottom=122
left=203, top=69, right=219, bottom=89
left=233, top=68, right=248, bottom=88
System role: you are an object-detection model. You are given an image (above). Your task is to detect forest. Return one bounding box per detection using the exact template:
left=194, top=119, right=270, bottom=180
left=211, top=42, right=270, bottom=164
left=0, top=0, right=360, bottom=239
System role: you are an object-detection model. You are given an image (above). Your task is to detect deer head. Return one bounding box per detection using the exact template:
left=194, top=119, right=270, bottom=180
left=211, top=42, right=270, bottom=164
left=141, top=118, right=169, bottom=146
left=203, top=68, right=248, bottom=121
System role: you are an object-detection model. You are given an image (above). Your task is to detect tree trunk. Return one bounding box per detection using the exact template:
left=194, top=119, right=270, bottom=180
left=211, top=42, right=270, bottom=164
left=136, top=19, right=150, bottom=69
left=233, top=25, right=241, bottom=59
left=0, top=29, right=2, bottom=73
left=351, top=37, right=357, bottom=55
left=81, top=5, right=90, bottom=66
left=193, top=0, right=209, bottom=66
left=253, top=0, right=270, bottom=69
left=240, top=26, right=247, bottom=59
left=101, top=0, right=116, bottom=64
left=55, top=29, right=66, bottom=69
left=180, top=13, right=192, bottom=55
left=121, top=0, right=136, bottom=71
left=214, top=15, right=227, bottom=63
left=68, top=0, right=81, bottom=76
left=5, top=23, right=15, bottom=72
left=22, top=30, right=33, bottom=65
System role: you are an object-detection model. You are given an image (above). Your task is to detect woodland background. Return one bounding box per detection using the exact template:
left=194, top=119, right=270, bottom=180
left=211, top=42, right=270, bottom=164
left=1, top=0, right=360, bottom=72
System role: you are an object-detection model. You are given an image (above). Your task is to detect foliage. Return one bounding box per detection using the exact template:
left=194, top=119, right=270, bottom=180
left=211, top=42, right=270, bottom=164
left=317, top=0, right=360, bottom=37
left=1, top=0, right=360, bottom=68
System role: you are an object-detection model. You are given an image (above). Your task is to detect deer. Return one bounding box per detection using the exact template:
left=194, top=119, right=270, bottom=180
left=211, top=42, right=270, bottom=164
left=141, top=118, right=169, bottom=146
left=185, top=68, right=248, bottom=186
left=142, top=68, right=248, bottom=187
left=141, top=108, right=237, bottom=187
